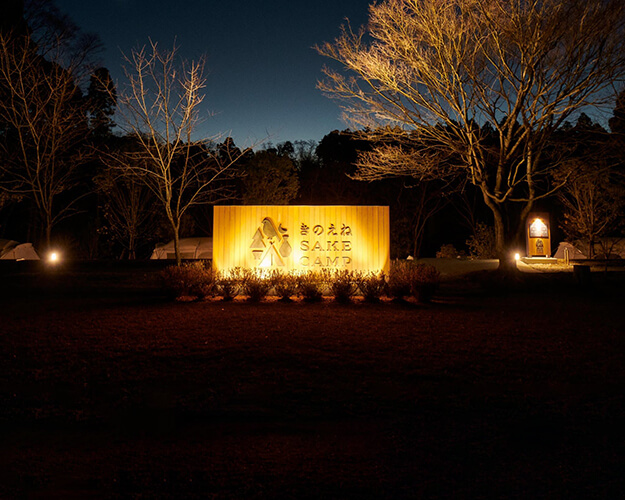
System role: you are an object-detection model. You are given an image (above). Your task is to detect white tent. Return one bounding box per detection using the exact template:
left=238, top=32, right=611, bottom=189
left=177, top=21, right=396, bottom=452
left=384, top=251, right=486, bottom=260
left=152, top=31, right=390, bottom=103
left=0, top=239, right=40, bottom=260
left=553, top=241, right=587, bottom=260
left=150, top=237, right=213, bottom=260
left=554, top=239, right=625, bottom=260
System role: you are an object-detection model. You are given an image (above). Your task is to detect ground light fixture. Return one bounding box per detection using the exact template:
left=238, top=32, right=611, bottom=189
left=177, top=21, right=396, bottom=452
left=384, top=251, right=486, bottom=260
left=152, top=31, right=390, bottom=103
left=47, top=251, right=60, bottom=264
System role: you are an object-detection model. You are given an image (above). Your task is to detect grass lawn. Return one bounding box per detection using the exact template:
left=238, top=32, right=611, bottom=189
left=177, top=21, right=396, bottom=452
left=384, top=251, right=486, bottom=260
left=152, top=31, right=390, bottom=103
left=0, top=262, right=624, bottom=498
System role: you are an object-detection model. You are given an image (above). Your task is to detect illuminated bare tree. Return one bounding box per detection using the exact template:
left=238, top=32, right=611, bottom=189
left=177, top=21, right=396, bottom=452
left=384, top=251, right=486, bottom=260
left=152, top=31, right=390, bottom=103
left=0, top=33, right=90, bottom=247
left=114, top=41, right=248, bottom=265
left=317, top=0, right=625, bottom=270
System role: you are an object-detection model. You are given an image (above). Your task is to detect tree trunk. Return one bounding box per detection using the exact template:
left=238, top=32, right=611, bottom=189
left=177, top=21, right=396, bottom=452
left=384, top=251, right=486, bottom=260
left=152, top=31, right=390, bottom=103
left=492, top=208, right=514, bottom=272
left=484, top=195, right=523, bottom=274
left=45, top=213, right=52, bottom=251
left=129, top=233, right=136, bottom=260
left=588, top=237, right=595, bottom=260
left=412, top=219, right=425, bottom=259
left=172, top=224, right=181, bottom=266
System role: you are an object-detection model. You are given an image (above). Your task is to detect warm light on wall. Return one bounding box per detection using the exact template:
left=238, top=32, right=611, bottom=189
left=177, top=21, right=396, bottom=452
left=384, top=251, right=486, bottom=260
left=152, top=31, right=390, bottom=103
left=213, top=206, right=390, bottom=274
left=529, top=218, right=548, bottom=238
left=526, top=212, right=552, bottom=257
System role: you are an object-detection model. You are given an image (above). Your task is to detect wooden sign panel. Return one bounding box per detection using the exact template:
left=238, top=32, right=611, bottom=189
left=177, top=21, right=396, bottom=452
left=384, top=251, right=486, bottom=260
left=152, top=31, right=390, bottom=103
left=213, top=206, right=390, bottom=273
left=525, top=212, right=552, bottom=257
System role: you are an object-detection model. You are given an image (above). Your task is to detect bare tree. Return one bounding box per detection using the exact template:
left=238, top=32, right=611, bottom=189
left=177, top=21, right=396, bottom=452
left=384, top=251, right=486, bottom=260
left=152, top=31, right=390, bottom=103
left=317, top=0, right=625, bottom=270
left=0, top=32, right=91, bottom=247
left=95, top=165, right=161, bottom=260
left=112, top=41, right=249, bottom=265
left=23, top=0, right=101, bottom=76
left=555, top=159, right=625, bottom=259
left=408, top=180, right=449, bottom=258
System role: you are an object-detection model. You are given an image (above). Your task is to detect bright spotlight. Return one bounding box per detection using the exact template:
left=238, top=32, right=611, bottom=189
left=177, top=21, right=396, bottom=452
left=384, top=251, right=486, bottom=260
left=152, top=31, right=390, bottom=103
left=48, top=251, right=60, bottom=264
left=514, top=253, right=521, bottom=261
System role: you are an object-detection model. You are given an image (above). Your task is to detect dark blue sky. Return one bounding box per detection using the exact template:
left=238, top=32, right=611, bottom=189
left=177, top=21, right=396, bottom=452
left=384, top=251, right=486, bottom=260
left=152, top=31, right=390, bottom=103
left=55, top=0, right=371, bottom=148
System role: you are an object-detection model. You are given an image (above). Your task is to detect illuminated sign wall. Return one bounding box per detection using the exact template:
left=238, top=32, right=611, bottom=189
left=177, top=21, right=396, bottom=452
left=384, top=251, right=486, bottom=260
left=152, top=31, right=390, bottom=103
left=525, top=212, right=552, bottom=257
left=213, top=206, right=390, bottom=273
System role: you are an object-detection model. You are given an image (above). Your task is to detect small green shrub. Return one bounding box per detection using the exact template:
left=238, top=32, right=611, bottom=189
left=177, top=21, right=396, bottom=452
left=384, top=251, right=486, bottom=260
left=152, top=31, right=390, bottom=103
left=241, top=268, right=272, bottom=302
left=409, top=263, right=441, bottom=303
left=356, top=271, right=386, bottom=303
left=387, top=260, right=412, bottom=301
left=160, top=261, right=215, bottom=300
left=297, top=271, right=324, bottom=302
left=327, top=269, right=358, bottom=303
left=216, top=267, right=243, bottom=301
left=270, top=270, right=298, bottom=302
left=466, top=222, right=496, bottom=259
left=436, top=244, right=463, bottom=259
left=160, top=265, right=190, bottom=299
left=387, top=260, right=440, bottom=303
left=190, top=265, right=216, bottom=299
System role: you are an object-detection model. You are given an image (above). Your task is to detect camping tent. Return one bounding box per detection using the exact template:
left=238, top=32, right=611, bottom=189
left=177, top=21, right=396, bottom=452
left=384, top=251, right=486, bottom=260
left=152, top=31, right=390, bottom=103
left=0, top=239, right=40, bottom=260
left=150, top=237, right=213, bottom=260
left=553, top=241, right=587, bottom=260
left=554, top=239, right=625, bottom=260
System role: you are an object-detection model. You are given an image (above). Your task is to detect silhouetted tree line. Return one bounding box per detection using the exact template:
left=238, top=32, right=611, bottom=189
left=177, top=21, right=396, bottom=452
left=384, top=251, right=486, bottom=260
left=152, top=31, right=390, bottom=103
left=1, top=0, right=623, bottom=261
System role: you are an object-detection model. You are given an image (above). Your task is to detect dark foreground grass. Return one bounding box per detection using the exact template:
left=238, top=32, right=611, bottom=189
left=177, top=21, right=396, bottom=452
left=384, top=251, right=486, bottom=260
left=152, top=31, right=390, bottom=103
left=0, top=264, right=624, bottom=498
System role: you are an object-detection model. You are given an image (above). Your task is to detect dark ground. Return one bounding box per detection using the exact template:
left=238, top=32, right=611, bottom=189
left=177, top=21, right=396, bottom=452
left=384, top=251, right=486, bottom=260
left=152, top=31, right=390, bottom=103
left=0, top=262, right=624, bottom=499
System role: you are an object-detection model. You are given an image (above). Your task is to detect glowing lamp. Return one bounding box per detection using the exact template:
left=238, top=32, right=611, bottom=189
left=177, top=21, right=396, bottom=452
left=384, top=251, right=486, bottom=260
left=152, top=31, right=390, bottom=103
left=48, top=251, right=60, bottom=264
left=514, top=253, right=520, bottom=261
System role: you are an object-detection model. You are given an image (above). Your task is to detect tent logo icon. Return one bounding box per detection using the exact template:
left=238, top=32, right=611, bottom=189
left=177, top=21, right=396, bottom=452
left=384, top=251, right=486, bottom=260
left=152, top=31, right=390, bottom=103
left=250, top=217, right=292, bottom=267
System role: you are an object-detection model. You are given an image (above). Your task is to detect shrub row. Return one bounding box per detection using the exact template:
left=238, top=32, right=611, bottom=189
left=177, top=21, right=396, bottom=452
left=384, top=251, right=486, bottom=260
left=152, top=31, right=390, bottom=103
left=436, top=223, right=497, bottom=259
left=160, top=261, right=441, bottom=303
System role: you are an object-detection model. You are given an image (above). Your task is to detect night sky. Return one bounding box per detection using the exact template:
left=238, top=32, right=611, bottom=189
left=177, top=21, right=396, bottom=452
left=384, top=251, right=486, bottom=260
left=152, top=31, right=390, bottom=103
left=54, top=0, right=371, bottom=148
